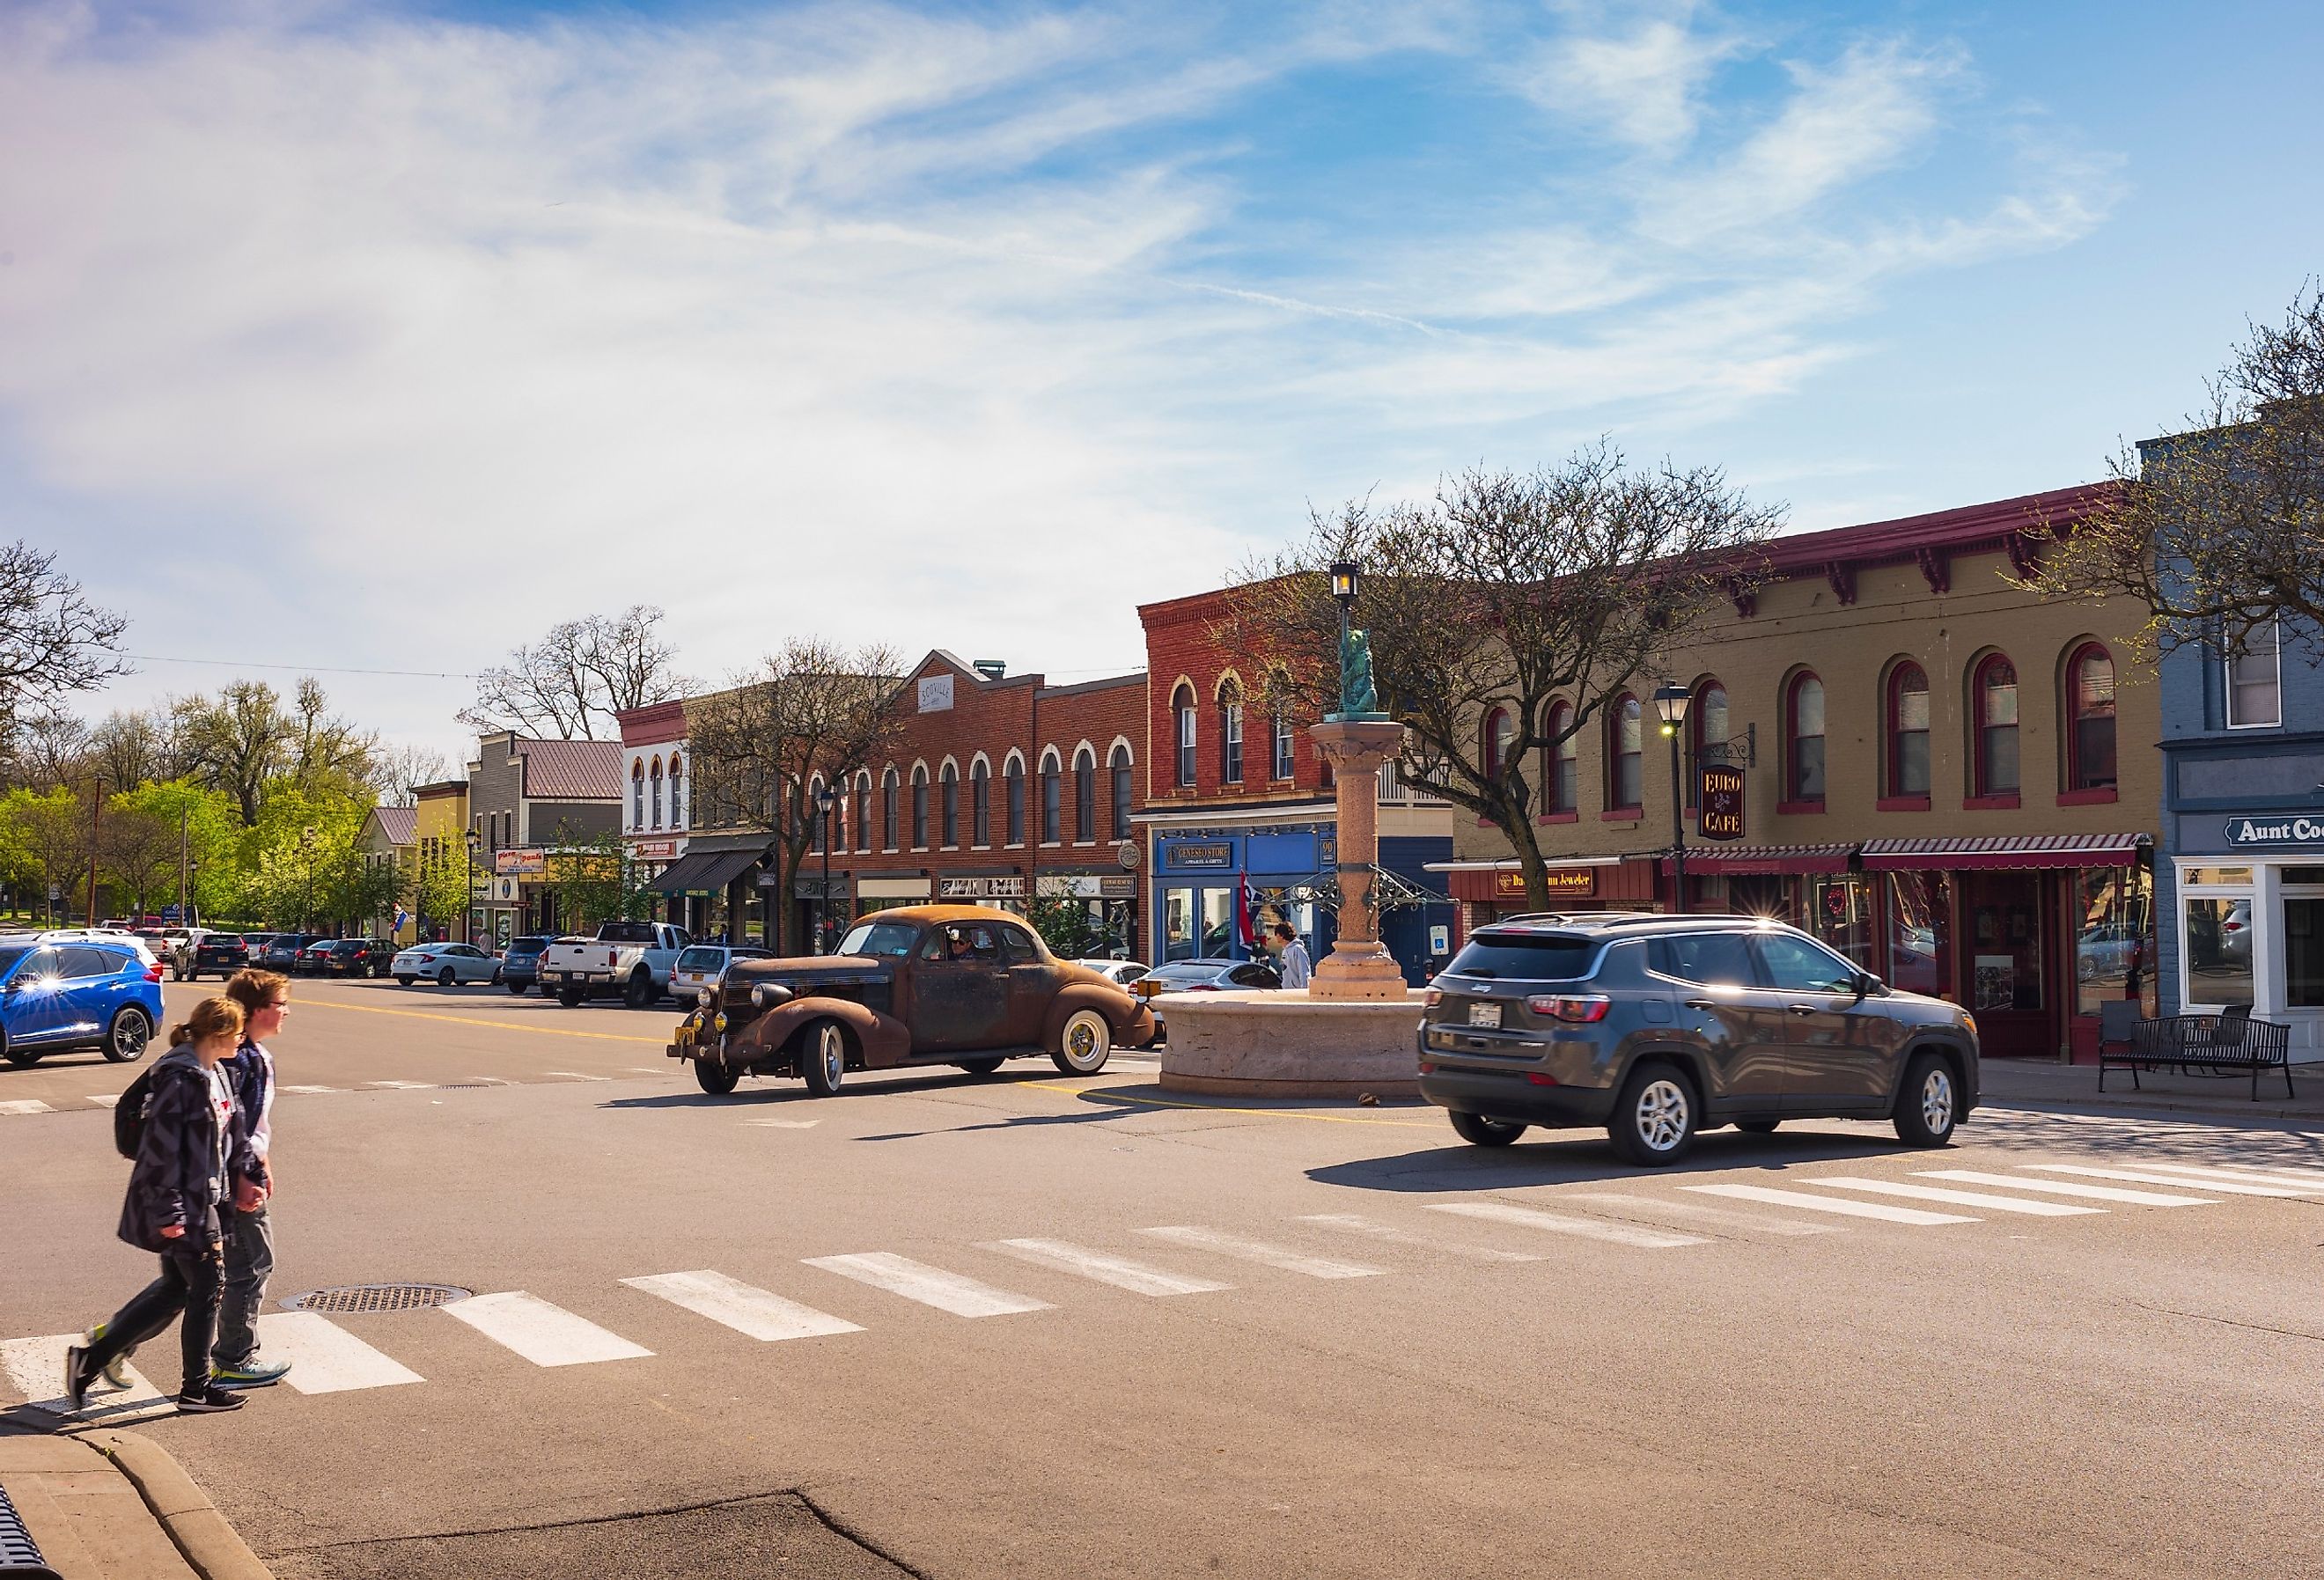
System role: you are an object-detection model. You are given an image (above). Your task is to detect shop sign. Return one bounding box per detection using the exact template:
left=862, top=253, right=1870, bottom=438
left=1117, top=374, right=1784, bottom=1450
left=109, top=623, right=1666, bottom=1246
left=1165, top=841, right=1234, bottom=870
left=917, top=674, right=953, bottom=713
left=629, top=837, right=680, bottom=860
left=1319, top=836, right=1337, bottom=867
left=940, top=875, right=1026, bottom=900
left=2224, top=815, right=2324, bottom=847
left=1698, top=766, right=1746, bottom=841
left=1492, top=868, right=1597, bottom=899
left=1035, top=874, right=1140, bottom=900
left=494, top=847, right=547, bottom=877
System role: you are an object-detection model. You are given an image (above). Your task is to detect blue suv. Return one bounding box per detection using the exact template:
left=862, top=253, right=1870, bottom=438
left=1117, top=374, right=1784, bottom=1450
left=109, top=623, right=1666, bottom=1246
left=0, top=937, right=163, bottom=1068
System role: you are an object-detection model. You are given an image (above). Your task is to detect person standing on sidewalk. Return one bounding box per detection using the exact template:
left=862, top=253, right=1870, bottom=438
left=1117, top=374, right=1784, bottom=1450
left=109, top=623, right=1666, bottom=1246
left=210, top=968, right=292, bottom=1389
left=67, top=996, right=253, bottom=1415
left=1273, top=922, right=1313, bottom=990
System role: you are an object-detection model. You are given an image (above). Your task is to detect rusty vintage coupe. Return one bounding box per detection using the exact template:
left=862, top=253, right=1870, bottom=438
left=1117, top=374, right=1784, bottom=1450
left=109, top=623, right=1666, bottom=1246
left=667, top=905, right=1158, bottom=1096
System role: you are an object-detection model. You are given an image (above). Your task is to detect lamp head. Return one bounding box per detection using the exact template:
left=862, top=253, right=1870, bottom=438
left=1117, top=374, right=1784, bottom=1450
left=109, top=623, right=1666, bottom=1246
left=1652, top=682, right=1691, bottom=729
left=1327, top=559, right=1361, bottom=605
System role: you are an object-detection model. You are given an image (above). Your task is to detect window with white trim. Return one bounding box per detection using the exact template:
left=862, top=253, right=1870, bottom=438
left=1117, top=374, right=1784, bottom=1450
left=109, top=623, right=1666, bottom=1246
left=2226, top=620, right=2282, bottom=728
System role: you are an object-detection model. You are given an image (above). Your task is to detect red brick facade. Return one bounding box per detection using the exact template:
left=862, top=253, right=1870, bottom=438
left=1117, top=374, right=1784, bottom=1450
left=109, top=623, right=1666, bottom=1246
left=1139, top=587, right=1328, bottom=811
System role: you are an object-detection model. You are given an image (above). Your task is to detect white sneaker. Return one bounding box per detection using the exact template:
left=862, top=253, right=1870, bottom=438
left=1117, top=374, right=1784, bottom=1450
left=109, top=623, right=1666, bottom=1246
left=85, top=1324, right=133, bottom=1389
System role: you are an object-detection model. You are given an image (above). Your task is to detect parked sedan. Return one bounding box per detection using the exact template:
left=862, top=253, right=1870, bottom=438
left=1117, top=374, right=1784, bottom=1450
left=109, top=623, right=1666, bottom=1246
left=1074, top=959, right=1151, bottom=988
left=0, top=937, right=162, bottom=1067
left=261, top=934, right=324, bottom=972
left=499, top=936, right=553, bottom=995
left=391, top=942, right=502, bottom=988
left=295, top=938, right=342, bottom=974
left=320, top=938, right=395, bottom=978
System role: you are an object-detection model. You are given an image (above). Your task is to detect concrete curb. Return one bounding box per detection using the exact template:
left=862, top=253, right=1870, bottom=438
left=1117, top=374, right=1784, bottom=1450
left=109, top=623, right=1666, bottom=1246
left=79, top=1429, right=273, bottom=1580
left=1980, top=1095, right=2324, bottom=1126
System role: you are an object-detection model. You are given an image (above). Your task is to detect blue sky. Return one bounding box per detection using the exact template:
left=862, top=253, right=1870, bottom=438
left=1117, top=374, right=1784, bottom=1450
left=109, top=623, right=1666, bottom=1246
left=3, top=1, right=2319, bottom=763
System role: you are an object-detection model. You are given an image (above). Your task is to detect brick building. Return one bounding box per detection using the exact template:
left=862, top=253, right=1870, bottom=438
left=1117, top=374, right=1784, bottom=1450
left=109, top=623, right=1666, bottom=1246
left=1137, top=587, right=1457, bottom=981
left=1439, top=486, right=2161, bottom=1061
left=463, top=731, right=624, bottom=945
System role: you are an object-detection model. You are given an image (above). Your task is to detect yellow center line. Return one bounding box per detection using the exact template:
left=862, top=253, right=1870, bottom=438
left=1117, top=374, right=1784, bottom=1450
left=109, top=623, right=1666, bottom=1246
left=1020, top=1081, right=1440, bottom=1128
left=291, top=998, right=672, bottom=1045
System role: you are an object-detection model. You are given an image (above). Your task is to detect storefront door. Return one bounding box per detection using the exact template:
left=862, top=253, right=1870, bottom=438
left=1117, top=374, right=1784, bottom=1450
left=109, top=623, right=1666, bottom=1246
left=1959, top=871, right=2055, bottom=1058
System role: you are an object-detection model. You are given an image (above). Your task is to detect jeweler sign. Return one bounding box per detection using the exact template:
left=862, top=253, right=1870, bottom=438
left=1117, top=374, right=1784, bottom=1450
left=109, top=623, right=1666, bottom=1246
left=2224, top=815, right=2324, bottom=847
left=1698, top=766, right=1746, bottom=841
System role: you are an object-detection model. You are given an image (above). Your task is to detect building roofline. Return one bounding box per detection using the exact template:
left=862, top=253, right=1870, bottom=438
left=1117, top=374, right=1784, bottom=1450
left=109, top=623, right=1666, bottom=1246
left=1034, top=671, right=1146, bottom=701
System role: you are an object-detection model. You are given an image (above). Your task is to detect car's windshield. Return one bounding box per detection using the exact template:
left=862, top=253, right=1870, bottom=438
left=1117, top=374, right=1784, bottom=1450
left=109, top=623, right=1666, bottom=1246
left=837, top=922, right=918, bottom=959
left=1445, top=933, right=1597, bottom=981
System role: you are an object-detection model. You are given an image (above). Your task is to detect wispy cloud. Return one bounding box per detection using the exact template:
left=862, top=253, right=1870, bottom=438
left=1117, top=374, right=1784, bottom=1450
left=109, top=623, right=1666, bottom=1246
left=1508, top=3, right=1744, bottom=153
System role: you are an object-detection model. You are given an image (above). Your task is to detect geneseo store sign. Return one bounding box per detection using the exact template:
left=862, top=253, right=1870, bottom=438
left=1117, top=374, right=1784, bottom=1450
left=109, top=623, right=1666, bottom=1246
left=1489, top=867, right=1597, bottom=899
left=2224, top=814, right=2324, bottom=847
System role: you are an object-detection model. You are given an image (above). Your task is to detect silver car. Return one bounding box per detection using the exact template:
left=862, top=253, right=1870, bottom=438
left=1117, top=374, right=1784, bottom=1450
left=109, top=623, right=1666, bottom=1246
left=673, top=944, right=771, bottom=1004
left=1074, top=959, right=1152, bottom=988
left=391, top=942, right=501, bottom=987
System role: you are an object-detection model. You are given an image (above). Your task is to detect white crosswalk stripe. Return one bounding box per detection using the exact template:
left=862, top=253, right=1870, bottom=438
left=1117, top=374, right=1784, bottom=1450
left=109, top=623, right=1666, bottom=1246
left=254, top=1312, right=424, bottom=1393
left=2026, top=1165, right=2309, bottom=1198
left=543, top=1071, right=613, bottom=1082
left=0, top=1334, right=172, bottom=1422
left=85, top=1094, right=120, bottom=1108
left=1684, top=1184, right=1975, bottom=1224
left=983, top=1239, right=1232, bottom=1296
left=1138, top=1226, right=1385, bottom=1279
left=364, top=1080, right=435, bottom=1091
left=623, top=1271, right=864, bottom=1341
left=1297, top=1212, right=1548, bottom=1261
left=1803, top=1177, right=2102, bottom=1216
left=1917, top=1170, right=2217, bottom=1206
left=0, top=1099, right=53, bottom=1115
left=1429, top=1201, right=1707, bottom=1249
left=444, top=1291, right=653, bottom=1365
left=280, top=1084, right=345, bottom=1094
left=2112, top=1161, right=2324, bottom=1192
left=1559, top=1191, right=1845, bottom=1238
left=805, top=1253, right=1053, bottom=1317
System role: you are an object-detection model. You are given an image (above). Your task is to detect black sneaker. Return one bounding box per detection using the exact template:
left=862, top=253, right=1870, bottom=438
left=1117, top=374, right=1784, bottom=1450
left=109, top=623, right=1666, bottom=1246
left=63, top=1344, right=95, bottom=1412
left=176, top=1385, right=246, bottom=1414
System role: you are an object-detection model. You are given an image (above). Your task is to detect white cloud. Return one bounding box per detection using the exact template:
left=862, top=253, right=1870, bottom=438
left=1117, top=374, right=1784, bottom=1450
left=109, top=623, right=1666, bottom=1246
left=1510, top=6, right=1742, bottom=153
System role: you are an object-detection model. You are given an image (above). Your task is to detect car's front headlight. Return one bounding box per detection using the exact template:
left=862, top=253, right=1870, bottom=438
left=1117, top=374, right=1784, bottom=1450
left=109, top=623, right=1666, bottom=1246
left=713, top=1012, right=728, bottom=1034
left=697, top=988, right=715, bottom=1008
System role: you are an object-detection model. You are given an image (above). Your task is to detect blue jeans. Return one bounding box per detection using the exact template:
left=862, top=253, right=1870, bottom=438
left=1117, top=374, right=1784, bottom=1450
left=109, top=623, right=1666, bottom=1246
left=212, top=1205, right=274, bottom=1370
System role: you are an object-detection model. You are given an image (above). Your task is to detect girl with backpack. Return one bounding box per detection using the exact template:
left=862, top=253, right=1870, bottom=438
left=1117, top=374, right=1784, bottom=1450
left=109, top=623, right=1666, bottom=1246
left=66, top=996, right=255, bottom=1415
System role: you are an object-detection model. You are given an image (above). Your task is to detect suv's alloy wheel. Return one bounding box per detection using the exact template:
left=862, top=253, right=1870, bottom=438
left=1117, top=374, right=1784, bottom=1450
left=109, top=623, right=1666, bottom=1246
left=103, top=1008, right=152, bottom=1064
left=1894, top=1053, right=1959, bottom=1147
left=1608, top=1062, right=1697, bottom=1166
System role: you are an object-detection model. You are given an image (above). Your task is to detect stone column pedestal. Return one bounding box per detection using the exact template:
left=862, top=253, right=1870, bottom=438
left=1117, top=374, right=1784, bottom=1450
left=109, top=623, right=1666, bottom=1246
left=1307, top=717, right=1408, bottom=1002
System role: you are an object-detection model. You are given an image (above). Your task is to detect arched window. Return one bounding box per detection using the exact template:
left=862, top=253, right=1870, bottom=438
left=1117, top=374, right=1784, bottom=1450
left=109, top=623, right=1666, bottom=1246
left=854, top=772, right=872, bottom=854
left=1218, top=686, right=1244, bottom=784
left=650, top=759, right=664, bottom=830
left=1173, top=685, right=1197, bottom=786
left=630, top=762, right=645, bottom=830
left=1040, top=750, right=1062, bottom=843
left=807, top=776, right=827, bottom=853
left=881, top=768, right=900, bottom=849
left=1271, top=713, right=1294, bottom=780
left=1974, top=654, right=2019, bottom=797
left=1109, top=745, right=1133, bottom=839
left=910, top=764, right=930, bottom=849
left=2067, top=643, right=2116, bottom=791
left=1484, top=706, right=1513, bottom=778
left=668, top=755, right=684, bottom=829
left=1074, top=747, right=1097, bottom=840
left=1543, top=701, right=1577, bottom=814
left=1786, top=673, right=1826, bottom=805
left=939, top=761, right=960, bottom=847
left=1608, top=694, right=1643, bottom=811
left=1688, top=681, right=1727, bottom=808
left=1887, top=662, right=1930, bottom=797
left=971, top=758, right=991, bottom=846
left=1005, top=753, right=1026, bottom=844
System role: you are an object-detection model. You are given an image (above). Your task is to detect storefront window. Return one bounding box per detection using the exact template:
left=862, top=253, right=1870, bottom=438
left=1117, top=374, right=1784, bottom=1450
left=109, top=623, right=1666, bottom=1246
left=2073, top=866, right=2152, bottom=1017
left=2286, top=895, right=2324, bottom=1009
left=1164, top=887, right=1195, bottom=960
left=1888, top=663, right=1929, bottom=797
left=1884, top=871, right=1951, bottom=998
left=1202, top=887, right=1236, bottom=958
left=1810, top=873, right=1872, bottom=966
left=2180, top=896, right=2254, bottom=1008
left=1964, top=870, right=2043, bottom=1011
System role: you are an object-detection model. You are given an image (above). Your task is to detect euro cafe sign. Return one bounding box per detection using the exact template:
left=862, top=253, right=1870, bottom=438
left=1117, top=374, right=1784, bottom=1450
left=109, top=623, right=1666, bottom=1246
left=1493, top=868, right=1597, bottom=899
left=2225, top=816, right=2324, bottom=847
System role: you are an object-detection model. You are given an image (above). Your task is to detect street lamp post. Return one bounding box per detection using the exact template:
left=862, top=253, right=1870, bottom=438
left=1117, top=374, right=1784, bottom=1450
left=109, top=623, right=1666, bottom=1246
left=816, top=784, right=839, bottom=955
left=463, top=829, right=479, bottom=946
left=1652, top=682, right=1693, bottom=915
left=298, top=824, right=318, bottom=930
left=1328, top=560, right=1360, bottom=685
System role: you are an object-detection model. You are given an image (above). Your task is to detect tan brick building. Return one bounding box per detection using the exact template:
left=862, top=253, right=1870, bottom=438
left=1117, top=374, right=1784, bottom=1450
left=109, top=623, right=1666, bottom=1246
left=1440, top=487, right=2159, bottom=1062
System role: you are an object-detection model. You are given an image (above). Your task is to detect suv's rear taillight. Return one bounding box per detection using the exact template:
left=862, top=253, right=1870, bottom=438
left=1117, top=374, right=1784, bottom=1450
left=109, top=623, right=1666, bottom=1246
left=1526, top=993, right=1610, bottom=1023
left=1423, top=988, right=1442, bottom=1007
left=143, top=963, right=165, bottom=983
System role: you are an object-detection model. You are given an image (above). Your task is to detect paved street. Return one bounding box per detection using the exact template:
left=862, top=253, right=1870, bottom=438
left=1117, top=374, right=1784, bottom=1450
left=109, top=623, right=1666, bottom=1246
left=6, top=981, right=2324, bottom=1577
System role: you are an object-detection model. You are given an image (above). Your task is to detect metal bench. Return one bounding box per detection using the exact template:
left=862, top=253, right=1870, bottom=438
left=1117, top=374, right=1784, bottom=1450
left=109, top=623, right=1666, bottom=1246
left=2102, top=1011, right=2293, bottom=1100
left=0, top=1481, right=63, bottom=1580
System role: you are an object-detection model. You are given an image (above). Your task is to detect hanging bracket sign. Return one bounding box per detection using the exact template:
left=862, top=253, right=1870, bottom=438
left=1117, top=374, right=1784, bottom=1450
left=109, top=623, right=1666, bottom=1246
left=1698, top=765, right=1746, bottom=841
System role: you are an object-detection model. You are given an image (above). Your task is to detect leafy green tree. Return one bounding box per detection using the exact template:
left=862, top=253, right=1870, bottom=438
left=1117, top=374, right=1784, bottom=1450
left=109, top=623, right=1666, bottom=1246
left=546, top=827, right=652, bottom=933
left=0, top=785, right=89, bottom=921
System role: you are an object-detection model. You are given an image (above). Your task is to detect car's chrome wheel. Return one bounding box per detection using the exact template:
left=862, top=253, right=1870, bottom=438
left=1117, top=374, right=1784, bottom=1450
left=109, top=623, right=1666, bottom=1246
left=1608, top=1061, right=1697, bottom=1167
left=803, top=1021, right=846, bottom=1097
left=104, top=1008, right=151, bottom=1064
left=1894, top=1052, right=1960, bottom=1147
left=1636, top=1080, right=1688, bottom=1150
left=1052, top=1009, right=1112, bottom=1075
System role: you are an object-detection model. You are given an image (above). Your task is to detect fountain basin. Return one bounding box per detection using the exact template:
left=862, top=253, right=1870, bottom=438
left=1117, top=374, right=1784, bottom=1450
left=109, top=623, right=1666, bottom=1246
left=1157, top=989, right=1429, bottom=1099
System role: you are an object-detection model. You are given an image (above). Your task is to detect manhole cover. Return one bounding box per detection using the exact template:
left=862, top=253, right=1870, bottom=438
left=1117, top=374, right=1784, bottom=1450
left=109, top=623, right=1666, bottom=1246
left=288, top=1283, right=473, bottom=1314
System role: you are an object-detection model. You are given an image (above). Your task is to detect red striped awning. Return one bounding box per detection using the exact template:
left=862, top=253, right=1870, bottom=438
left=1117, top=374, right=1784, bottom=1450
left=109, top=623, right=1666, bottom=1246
left=1656, top=843, right=1857, bottom=876
left=1858, top=834, right=2150, bottom=871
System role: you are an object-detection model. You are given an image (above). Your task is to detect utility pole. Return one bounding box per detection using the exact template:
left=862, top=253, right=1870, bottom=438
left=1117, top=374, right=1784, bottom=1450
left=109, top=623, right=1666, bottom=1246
left=86, top=776, right=102, bottom=925
left=177, top=803, right=190, bottom=925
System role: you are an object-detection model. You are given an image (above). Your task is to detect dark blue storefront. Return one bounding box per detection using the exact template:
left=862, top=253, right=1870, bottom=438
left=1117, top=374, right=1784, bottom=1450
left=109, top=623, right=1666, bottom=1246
left=1150, top=824, right=1453, bottom=984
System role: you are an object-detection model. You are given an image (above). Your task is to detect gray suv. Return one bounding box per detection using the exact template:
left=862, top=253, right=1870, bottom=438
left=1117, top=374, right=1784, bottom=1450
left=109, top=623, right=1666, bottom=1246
left=1417, top=913, right=1980, bottom=1165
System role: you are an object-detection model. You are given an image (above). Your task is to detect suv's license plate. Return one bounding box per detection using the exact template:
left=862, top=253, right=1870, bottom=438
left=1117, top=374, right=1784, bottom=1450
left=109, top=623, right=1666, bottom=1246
left=1467, top=1003, right=1503, bottom=1028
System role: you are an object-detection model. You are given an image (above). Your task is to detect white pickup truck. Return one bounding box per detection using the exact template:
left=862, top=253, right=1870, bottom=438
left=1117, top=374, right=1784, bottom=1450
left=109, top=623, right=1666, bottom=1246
left=540, top=921, right=695, bottom=1009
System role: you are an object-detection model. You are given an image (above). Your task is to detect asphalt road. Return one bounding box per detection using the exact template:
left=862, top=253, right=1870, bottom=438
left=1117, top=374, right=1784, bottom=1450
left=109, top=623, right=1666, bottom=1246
left=6, top=976, right=2324, bottom=1578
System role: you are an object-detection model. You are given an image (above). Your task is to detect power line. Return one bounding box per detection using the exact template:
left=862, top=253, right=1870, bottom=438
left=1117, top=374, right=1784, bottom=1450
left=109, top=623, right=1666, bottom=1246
left=121, top=653, right=481, bottom=680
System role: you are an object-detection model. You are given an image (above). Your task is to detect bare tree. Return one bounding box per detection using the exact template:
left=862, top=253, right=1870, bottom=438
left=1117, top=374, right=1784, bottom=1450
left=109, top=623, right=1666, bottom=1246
left=174, top=680, right=295, bottom=825
left=686, top=640, right=903, bottom=954
left=460, top=606, right=687, bottom=739
left=98, top=797, right=179, bottom=916
left=0, top=541, right=129, bottom=720
left=1221, top=448, right=1781, bottom=910
left=371, top=742, right=455, bottom=805
left=4, top=708, right=92, bottom=792
left=289, top=678, right=380, bottom=794
left=89, top=706, right=185, bottom=791
left=2020, top=283, right=2324, bottom=659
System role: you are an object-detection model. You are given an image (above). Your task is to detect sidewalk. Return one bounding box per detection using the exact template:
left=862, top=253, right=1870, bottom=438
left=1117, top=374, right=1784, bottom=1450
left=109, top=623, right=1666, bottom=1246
left=1979, top=1057, right=2324, bottom=1124
left=0, top=1427, right=271, bottom=1580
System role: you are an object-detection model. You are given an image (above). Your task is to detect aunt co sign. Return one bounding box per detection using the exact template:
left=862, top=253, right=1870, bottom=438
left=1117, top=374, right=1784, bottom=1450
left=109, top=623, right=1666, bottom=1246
left=2224, top=815, right=2324, bottom=847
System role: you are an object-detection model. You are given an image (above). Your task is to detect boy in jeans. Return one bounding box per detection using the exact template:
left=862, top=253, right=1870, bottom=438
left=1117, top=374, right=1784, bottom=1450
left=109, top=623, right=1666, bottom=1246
left=211, top=968, right=292, bottom=1387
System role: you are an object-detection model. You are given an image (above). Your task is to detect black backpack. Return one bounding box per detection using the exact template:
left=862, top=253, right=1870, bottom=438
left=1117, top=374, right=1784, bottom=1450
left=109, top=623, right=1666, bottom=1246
left=113, top=1064, right=160, bottom=1159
